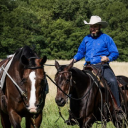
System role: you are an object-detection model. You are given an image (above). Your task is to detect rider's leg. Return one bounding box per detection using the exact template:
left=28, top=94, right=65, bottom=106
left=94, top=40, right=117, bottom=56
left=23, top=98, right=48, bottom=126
left=102, top=64, right=121, bottom=108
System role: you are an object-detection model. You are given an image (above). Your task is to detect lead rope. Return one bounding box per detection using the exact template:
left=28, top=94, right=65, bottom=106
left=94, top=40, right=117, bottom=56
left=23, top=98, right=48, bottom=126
left=31, top=115, right=37, bottom=128
left=55, top=106, right=66, bottom=123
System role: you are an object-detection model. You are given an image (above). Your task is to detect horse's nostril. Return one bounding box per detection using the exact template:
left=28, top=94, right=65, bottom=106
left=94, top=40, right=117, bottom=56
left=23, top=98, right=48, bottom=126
left=26, top=104, right=29, bottom=107
left=56, top=97, right=64, bottom=103
left=55, top=97, right=66, bottom=107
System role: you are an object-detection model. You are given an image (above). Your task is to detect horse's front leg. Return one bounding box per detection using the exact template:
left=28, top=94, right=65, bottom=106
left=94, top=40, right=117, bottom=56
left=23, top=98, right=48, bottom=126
left=81, top=114, right=95, bottom=128
left=26, top=112, right=43, bottom=128
left=8, top=109, right=22, bottom=128
left=1, top=111, right=11, bottom=128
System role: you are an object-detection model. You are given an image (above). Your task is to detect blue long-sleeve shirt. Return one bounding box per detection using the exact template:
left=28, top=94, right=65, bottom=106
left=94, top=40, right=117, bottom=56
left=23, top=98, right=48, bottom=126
left=73, top=32, right=119, bottom=65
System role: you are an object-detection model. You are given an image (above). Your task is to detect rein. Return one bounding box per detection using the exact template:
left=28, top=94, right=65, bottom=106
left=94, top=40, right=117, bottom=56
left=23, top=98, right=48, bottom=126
left=46, top=73, right=95, bottom=101
left=44, top=64, right=55, bottom=66
left=1, top=65, right=27, bottom=99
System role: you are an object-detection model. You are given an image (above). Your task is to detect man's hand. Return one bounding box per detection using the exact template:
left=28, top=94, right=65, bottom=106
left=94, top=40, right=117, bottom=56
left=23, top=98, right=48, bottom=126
left=100, top=56, right=109, bottom=62
left=70, top=59, right=76, bottom=63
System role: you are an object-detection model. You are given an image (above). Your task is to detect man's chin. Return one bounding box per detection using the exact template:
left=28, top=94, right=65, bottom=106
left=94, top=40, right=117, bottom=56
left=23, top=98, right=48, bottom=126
left=91, top=33, right=98, bottom=37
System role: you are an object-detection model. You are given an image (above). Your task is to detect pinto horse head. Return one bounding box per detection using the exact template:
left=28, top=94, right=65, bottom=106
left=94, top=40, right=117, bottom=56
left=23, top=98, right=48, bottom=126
left=20, top=55, right=47, bottom=113
left=55, top=60, right=74, bottom=107
left=0, top=46, right=47, bottom=128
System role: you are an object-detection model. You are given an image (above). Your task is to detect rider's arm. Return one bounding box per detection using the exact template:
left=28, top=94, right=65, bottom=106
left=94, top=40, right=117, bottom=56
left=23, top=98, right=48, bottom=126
left=106, top=36, right=119, bottom=62
left=73, top=37, right=86, bottom=62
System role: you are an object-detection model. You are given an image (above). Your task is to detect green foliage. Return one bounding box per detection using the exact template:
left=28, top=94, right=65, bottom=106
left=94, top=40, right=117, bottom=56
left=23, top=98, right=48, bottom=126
left=0, top=0, right=128, bottom=61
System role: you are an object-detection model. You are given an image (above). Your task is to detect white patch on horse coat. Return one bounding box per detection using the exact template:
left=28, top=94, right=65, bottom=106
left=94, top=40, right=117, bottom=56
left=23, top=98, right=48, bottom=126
left=28, top=71, right=37, bottom=112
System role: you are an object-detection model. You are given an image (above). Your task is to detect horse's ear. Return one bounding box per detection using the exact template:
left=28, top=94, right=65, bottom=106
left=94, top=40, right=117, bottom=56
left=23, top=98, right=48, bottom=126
left=21, top=55, right=29, bottom=66
left=40, top=56, right=47, bottom=66
left=55, top=60, right=60, bottom=70
left=66, top=60, right=74, bottom=70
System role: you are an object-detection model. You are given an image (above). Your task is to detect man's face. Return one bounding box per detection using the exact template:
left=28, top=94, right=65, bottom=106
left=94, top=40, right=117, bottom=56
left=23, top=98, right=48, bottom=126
left=90, top=24, right=101, bottom=37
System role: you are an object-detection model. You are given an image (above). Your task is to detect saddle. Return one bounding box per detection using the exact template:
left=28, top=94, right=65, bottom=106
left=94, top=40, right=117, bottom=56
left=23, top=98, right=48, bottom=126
left=83, top=63, right=128, bottom=90
left=83, top=63, right=106, bottom=88
left=83, top=63, right=121, bottom=110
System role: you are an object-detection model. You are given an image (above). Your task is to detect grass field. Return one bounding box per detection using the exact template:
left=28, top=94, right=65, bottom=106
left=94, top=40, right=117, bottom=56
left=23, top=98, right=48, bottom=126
left=0, top=60, right=128, bottom=128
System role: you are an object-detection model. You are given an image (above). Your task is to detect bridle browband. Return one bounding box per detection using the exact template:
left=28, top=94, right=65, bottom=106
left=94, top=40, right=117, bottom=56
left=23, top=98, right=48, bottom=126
left=24, top=66, right=43, bottom=69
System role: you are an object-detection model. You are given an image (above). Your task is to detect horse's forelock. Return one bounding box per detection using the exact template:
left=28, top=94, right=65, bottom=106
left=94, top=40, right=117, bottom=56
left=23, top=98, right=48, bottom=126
left=14, top=46, right=37, bottom=61
left=22, top=46, right=37, bottom=59
left=58, top=65, right=67, bottom=72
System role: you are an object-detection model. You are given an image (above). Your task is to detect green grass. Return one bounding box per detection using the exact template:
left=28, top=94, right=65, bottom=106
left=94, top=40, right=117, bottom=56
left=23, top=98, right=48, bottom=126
left=21, top=99, right=115, bottom=128
left=0, top=99, right=116, bottom=128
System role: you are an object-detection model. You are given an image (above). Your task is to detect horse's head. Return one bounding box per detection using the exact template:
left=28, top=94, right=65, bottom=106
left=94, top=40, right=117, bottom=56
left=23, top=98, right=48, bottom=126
left=55, top=60, right=74, bottom=107
left=19, top=54, right=47, bottom=114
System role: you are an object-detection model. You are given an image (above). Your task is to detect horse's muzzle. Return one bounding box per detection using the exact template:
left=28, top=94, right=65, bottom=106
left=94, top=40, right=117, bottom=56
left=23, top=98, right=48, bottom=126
left=27, top=106, right=38, bottom=114
left=29, top=108, right=37, bottom=113
left=55, top=97, right=66, bottom=107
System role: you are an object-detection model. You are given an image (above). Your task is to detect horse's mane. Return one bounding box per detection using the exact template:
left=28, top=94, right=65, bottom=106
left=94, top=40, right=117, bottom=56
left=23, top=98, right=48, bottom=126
left=70, top=67, right=87, bottom=78
left=58, top=65, right=86, bottom=77
left=14, top=46, right=38, bottom=60
left=58, top=65, right=67, bottom=72
left=12, top=46, right=38, bottom=67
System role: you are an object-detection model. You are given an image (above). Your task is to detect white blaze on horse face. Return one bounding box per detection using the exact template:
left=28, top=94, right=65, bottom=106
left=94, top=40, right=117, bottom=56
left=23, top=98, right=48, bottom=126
left=28, top=71, right=37, bottom=113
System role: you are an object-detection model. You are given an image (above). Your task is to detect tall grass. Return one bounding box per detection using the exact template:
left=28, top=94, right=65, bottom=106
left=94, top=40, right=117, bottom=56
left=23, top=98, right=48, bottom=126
left=0, top=60, right=128, bottom=128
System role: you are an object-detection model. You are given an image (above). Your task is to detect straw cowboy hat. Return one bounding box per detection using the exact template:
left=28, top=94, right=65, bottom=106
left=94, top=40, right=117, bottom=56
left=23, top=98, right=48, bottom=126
left=84, top=16, right=108, bottom=28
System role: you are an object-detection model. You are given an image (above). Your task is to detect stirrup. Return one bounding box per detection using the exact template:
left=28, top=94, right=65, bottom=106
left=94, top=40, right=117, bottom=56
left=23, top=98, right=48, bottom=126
left=115, top=108, right=126, bottom=121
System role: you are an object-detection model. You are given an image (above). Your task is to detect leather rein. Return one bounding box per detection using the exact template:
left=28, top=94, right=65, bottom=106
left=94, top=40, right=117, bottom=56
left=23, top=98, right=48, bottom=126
left=46, top=70, right=96, bottom=101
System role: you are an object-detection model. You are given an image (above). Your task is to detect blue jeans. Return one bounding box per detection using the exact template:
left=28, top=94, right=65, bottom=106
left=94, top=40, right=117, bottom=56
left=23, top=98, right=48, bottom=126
left=94, top=63, right=120, bottom=107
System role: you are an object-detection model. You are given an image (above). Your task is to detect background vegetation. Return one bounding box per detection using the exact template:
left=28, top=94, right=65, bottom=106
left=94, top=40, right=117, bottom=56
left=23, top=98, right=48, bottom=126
left=1, top=0, right=128, bottom=61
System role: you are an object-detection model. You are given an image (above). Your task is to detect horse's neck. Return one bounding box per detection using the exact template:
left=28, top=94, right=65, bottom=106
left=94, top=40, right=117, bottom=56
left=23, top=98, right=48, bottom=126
left=8, top=58, right=24, bottom=80
left=71, top=69, right=90, bottom=96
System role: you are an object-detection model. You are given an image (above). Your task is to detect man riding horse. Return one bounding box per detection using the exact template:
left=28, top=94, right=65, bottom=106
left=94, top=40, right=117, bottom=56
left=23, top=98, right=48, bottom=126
left=72, top=15, right=123, bottom=119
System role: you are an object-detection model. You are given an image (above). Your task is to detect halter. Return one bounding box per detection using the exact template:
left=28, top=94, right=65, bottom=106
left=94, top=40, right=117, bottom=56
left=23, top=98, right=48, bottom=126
left=24, top=66, right=43, bottom=69
left=57, top=71, right=72, bottom=99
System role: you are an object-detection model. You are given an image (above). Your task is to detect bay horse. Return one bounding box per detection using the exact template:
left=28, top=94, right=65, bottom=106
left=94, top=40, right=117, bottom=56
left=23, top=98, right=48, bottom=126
left=0, top=46, right=47, bottom=128
left=54, top=60, right=128, bottom=128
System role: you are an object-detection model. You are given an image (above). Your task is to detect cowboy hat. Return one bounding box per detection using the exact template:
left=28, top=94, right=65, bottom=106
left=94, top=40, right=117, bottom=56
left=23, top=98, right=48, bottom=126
left=83, top=16, right=108, bottom=28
